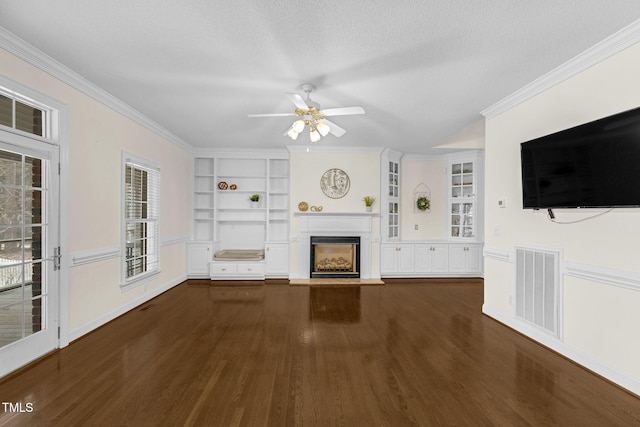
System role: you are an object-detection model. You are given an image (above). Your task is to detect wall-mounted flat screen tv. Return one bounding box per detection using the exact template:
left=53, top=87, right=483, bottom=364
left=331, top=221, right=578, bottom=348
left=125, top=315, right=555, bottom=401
left=521, top=106, right=640, bottom=209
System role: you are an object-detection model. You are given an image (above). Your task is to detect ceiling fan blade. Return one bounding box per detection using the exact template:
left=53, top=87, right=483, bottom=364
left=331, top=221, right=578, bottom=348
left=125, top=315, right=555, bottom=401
left=320, top=119, right=346, bottom=137
left=321, top=106, right=365, bottom=116
left=286, top=92, right=309, bottom=110
left=248, top=113, right=295, bottom=117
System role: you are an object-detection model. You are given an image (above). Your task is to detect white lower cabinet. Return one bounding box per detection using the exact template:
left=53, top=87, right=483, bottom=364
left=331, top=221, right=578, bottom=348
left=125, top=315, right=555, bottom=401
left=448, top=244, right=483, bottom=274
left=381, top=244, right=414, bottom=274
left=187, top=242, right=213, bottom=277
left=414, top=244, right=449, bottom=273
left=381, top=241, right=483, bottom=277
left=265, top=243, right=289, bottom=277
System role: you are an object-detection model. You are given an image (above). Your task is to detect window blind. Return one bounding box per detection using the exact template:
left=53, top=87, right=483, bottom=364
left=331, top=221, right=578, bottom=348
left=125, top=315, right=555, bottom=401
left=124, top=159, right=160, bottom=282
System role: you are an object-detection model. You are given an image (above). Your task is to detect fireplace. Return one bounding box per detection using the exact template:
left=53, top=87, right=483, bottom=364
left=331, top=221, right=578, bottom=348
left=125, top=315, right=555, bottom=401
left=310, top=236, right=360, bottom=278
left=295, top=212, right=376, bottom=280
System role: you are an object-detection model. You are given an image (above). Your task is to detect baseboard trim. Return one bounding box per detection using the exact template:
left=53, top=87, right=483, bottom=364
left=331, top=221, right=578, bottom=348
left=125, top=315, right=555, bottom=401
left=482, top=304, right=640, bottom=397
left=68, top=274, right=187, bottom=343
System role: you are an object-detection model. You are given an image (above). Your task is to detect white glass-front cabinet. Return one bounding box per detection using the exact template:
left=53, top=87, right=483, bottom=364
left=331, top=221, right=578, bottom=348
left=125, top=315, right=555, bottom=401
left=381, top=149, right=402, bottom=241
left=448, top=155, right=483, bottom=241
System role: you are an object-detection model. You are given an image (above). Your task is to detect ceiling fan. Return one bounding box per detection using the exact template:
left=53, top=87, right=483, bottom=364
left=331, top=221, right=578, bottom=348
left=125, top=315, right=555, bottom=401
left=248, top=83, right=365, bottom=142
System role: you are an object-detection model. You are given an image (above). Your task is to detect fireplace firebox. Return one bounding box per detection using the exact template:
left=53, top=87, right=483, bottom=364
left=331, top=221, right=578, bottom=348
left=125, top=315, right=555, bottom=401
left=310, top=236, right=360, bottom=278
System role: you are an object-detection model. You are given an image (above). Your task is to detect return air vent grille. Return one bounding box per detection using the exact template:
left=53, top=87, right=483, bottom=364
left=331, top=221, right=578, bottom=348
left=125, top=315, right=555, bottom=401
left=515, top=246, right=560, bottom=337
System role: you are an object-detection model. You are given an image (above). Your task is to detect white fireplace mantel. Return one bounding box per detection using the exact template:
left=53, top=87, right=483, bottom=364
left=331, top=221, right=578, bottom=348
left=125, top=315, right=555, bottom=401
left=294, top=212, right=379, bottom=279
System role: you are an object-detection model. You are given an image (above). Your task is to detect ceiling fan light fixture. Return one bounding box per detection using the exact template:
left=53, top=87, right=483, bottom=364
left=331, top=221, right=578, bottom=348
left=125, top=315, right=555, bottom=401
left=316, top=121, right=330, bottom=137
left=286, top=127, right=299, bottom=140
left=292, top=119, right=305, bottom=133
left=309, top=127, right=321, bottom=142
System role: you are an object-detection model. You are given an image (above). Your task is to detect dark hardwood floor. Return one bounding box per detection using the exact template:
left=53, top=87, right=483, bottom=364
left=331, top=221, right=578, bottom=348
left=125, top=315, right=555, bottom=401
left=1, top=279, right=639, bottom=426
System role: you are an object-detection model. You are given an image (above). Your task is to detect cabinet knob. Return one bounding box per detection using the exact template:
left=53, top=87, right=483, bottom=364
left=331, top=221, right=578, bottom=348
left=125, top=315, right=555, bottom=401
left=221, top=268, right=227, bottom=271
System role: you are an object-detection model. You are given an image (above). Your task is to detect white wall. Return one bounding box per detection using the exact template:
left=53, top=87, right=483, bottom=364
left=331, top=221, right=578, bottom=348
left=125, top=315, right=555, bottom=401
left=483, top=40, right=640, bottom=393
left=0, top=46, right=192, bottom=342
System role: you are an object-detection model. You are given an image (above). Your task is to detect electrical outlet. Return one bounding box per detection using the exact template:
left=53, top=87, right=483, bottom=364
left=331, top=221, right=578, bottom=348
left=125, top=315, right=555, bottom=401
left=508, top=295, right=513, bottom=306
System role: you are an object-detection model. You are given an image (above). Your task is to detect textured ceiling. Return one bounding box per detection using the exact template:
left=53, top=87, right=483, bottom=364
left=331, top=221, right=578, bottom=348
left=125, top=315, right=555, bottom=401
left=1, top=1, right=639, bottom=154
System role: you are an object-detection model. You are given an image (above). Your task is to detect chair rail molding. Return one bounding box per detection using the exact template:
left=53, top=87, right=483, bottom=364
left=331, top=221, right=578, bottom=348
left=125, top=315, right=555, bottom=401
left=70, top=246, right=121, bottom=267
left=563, top=262, right=640, bottom=293
left=483, top=246, right=512, bottom=262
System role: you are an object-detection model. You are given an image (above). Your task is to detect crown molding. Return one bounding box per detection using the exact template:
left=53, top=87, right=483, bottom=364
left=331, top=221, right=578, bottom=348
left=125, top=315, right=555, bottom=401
left=0, top=26, right=193, bottom=152
left=481, top=19, right=640, bottom=119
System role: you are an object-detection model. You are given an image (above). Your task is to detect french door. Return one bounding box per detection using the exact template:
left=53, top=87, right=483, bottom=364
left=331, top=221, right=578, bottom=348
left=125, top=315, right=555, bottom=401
left=0, top=139, right=59, bottom=378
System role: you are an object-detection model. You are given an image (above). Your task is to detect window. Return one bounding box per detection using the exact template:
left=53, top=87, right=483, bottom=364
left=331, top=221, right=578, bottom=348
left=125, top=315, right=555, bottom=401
left=122, top=154, right=160, bottom=287
left=0, top=91, right=47, bottom=137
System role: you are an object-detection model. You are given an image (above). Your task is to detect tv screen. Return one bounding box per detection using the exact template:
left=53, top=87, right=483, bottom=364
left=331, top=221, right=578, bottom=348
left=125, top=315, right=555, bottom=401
left=521, top=106, right=640, bottom=209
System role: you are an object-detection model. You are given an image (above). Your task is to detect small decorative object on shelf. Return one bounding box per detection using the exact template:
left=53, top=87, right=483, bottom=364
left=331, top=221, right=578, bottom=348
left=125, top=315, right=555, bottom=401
left=363, top=196, right=376, bottom=212
left=298, top=201, right=309, bottom=211
left=416, top=196, right=430, bottom=211
left=249, top=193, right=260, bottom=208
left=218, top=181, right=228, bottom=190
left=229, top=184, right=237, bottom=190
left=310, top=205, right=323, bottom=212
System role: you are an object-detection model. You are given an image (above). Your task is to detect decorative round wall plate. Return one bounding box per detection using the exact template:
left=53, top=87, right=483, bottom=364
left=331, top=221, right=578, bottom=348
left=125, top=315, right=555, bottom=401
left=320, top=168, right=350, bottom=199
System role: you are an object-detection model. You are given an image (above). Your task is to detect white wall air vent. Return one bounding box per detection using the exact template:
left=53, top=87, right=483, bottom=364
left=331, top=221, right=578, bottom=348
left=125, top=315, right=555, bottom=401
left=515, top=246, right=561, bottom=337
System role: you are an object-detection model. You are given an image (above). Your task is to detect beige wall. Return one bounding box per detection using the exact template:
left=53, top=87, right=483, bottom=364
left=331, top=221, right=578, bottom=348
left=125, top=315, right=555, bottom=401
left=0, top=47, right=192, bottom=338
left=484, top=41, right=640, bottom=385
left=288, top=149, right=381, bottom=277
left=400, top=156, right=448, bottom=240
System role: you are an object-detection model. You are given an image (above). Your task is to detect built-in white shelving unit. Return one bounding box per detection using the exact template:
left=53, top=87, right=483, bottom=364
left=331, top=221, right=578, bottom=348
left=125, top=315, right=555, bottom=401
left=188, top=151, right=289, bottom=279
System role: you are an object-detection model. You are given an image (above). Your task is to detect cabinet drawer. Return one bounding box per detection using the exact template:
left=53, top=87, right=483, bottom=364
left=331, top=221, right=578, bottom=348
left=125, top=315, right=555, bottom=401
left=210, top=263, right=236, bottom=275
left=237, top=263, right=264, bottom=275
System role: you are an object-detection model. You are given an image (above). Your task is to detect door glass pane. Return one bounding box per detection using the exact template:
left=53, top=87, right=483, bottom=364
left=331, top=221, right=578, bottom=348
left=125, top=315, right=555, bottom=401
left=0, top=149, right=48, bottom=350
left=24, top=226, right=43, bottom=262
left=0, top=150, right=22, bottom=185
left=25, top=157, right=42, bottom=189
left=24, top=296, right=44, bottom=338
left=0, top=226, right=22, bottom=263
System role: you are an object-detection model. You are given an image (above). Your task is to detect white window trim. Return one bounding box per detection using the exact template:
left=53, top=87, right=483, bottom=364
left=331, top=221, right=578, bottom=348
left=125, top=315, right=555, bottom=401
left=121, top=151, right=161, bottom=290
